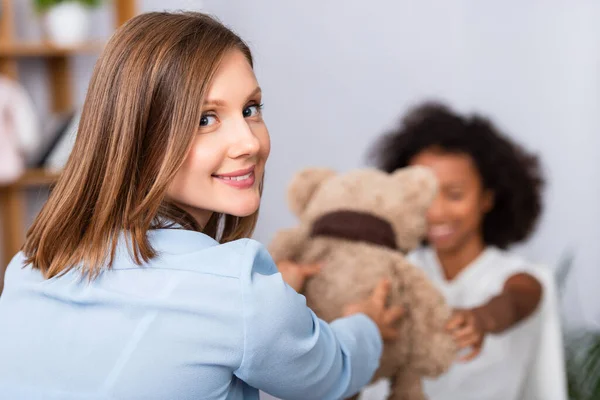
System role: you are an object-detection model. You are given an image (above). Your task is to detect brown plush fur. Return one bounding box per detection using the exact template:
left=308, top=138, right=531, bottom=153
left=269, top=167, right=456, bottom=400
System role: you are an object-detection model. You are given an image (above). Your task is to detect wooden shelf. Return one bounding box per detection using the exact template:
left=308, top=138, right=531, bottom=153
left=0, top=0, right=138, bottom=295
left=0, top=41, right=104, bottom=57
left=0, top=169, right=60, bottom=294
left=1, top=169, right=61, bottom=188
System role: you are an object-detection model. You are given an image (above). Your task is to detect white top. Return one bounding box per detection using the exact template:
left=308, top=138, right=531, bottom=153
left=360, top=246, right=567, bottom=400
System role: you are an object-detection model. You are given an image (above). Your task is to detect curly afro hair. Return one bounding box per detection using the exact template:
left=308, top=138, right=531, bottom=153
left=368, top=101, right=545, bottom=249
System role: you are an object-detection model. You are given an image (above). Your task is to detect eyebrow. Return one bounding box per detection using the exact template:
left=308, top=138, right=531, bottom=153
left=203, top=87, right=262, bottom=108
left=441, top=181, right=468, bottom=188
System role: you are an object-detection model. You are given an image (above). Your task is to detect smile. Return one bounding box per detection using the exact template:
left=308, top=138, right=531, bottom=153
left=428, top=224, right=455, bottom=241
left=218, top=172, right=253, bottom=181
left=212, top=166, right=256, bottom=189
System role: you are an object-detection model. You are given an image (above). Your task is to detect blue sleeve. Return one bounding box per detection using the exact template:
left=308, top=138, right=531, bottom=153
left=234, top=240, right=382, bottom=400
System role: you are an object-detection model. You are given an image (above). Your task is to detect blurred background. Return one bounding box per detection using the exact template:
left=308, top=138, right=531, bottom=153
left=0, top=0, right=599, bottom=398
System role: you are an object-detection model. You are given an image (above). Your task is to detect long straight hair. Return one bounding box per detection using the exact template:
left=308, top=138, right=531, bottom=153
left=23, top=12, right=258, bottom=278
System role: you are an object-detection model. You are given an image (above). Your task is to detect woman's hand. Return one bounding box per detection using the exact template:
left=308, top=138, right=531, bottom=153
left=446, top=308, right=487, bottom=362
left=344, top=280, right=405, bottom=341
left=277, top=260, right=322, bottom=293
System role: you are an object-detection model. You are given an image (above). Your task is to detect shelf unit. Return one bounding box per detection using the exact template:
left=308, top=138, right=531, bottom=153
left=0, top=40, right=105, bottom=57
left=0, top=0, right=137, bottom=293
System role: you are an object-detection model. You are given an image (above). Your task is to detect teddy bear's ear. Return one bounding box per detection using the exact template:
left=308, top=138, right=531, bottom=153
left=288, top=168, right=337, bottom=216
left=391, top=165, right=438, bottom=208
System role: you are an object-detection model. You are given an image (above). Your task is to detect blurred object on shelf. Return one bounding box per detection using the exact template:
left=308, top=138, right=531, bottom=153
left=33, top=0, right=103, bottom=46
left=0, top=75, right=40, bottom=185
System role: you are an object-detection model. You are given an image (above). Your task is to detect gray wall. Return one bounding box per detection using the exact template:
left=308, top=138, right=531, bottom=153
left=202, top=1, right=600, bottom=331
left=7, top=0, right=600, bottom=330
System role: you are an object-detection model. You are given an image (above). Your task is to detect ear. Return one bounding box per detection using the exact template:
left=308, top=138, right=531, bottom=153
left=288, top=168, right=336, bottom=216
left=392, top=165, right=438, bottom=209
left=482, top=189, right=495, bottom=213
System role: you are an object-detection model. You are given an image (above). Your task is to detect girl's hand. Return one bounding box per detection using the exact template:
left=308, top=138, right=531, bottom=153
left=277, top=260, right=322, bottom=293
left=344, top=280, right=405, bottom=341
left=446, top=308, right=487, bottom=362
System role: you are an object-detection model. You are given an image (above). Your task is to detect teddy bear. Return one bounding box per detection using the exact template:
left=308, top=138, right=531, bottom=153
left=268, top=166, right=457, bottom=400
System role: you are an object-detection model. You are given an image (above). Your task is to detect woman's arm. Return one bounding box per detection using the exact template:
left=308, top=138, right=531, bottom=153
left=234, top=240, right=400, bottom=400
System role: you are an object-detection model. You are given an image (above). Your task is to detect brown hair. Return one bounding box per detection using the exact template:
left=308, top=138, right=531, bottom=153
left=23, top=12, right=258, bottom=278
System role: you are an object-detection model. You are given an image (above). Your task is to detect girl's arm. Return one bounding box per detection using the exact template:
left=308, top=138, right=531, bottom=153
left=473, top=272, right=543, bottom=333
left=447, top=272, right=543, bottom=361
left=234, top=240, right=384, bottom=400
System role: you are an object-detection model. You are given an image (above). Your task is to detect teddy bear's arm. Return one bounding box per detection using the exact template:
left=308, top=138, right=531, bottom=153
left=389, top=370, right=426, bottom=400
left=267, top=227, right=308, bottom=263
left=394, top=258, right=457, bottom=377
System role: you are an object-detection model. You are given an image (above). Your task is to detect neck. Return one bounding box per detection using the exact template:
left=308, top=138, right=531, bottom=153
left=176, top=204, right=212, bottom=230
left=435, top=235, right=486, bottom=281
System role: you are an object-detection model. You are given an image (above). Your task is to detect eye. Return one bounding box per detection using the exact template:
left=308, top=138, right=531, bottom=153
left=447, top=191, right=464, bottom=201
left=199, top=114, right=218, bottom=127
left=243, top=103, right=263, bottom=118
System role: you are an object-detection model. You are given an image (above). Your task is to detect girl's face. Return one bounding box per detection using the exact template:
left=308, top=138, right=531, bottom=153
left=409, top=149, right=493, bottom=254
left=167, top=50, right=270, bottom=227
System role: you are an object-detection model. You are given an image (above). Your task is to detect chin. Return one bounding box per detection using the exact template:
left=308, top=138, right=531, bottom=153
left=430, top=239, right=459, bottom=253
left=225, top=197, right=261, bottom=218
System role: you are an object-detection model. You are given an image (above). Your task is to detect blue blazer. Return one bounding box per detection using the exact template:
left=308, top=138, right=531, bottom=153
left=0, top=228, right=382, bottom=399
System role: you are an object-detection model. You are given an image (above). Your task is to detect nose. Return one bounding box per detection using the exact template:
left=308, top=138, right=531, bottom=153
left=426, top=193, right=445, bottom=223
left=228, top=117, right=260, bottom=159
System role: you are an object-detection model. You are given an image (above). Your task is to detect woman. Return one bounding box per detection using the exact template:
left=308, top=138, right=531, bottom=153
left=0, top=12, right=403, bottom=400
left=366, top=101, right=566, bottom=400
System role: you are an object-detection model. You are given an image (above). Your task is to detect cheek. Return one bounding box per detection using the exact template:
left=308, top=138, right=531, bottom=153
left=452, top=196, right=485, bottom=228
left=167, top=137, right=222, bottom=199
left=256, top=124, right=271, bottom=160
left=184, top=136, right=224, bottom=175
left=426, top=194, right=482, bottom=226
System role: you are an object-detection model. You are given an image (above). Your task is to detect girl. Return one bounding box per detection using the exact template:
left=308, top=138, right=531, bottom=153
left=0, top=12, right=402, bottom=400
left=367, top=102, right=566, bottom=400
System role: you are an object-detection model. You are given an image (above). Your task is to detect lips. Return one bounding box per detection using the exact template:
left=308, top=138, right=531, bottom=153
left=427, top=224, right=455, bottom=241
left=216, top=171, right=253, bottom=181
left=213, top=165, right=254, bottom=178
left=212, top=166, right=256, bottom=189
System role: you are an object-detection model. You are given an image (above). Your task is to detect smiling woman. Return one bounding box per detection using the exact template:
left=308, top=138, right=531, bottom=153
left=0, top=11, right=402, bottom=400
left=166, top=50, right=270, bottom=231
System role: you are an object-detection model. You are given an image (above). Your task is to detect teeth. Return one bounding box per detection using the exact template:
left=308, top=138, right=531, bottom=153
left=429, top=225, right=453, bottom=236
left=220, top=172, right=252, bottom=181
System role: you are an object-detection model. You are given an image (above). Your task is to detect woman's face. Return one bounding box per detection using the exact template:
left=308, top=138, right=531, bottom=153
left=409, top=149, right=493, bottom=254
left=167, top=50, right=270, bottom=227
